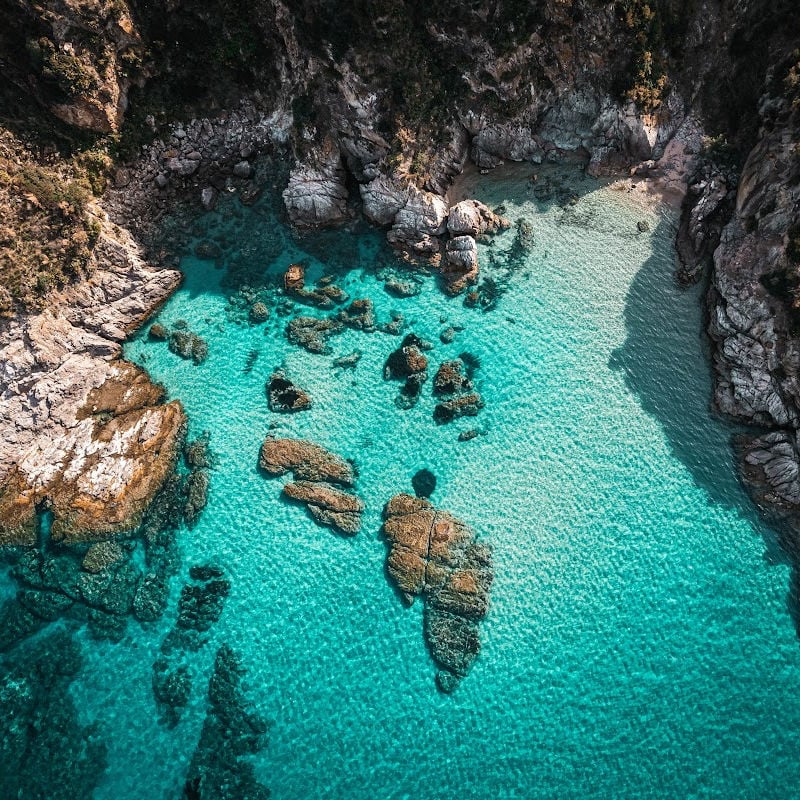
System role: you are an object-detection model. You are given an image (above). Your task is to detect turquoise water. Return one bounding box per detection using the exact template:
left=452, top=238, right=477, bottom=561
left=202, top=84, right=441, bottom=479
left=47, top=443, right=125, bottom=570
left=70, top=166, right=800, bottom=798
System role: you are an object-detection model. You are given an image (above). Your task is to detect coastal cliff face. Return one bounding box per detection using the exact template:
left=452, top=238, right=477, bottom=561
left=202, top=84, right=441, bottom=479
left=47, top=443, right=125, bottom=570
left=0, top=1, right=799, bottom=559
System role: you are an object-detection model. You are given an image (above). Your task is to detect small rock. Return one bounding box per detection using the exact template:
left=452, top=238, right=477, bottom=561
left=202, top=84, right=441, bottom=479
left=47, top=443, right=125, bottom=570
left=233, top=160, right=252, bottom=179
left=200, top=187, right=218, bottom=211
left=149, top=323, right=168, bottom=340
left=637, top=220, right=650, bottom=232
left=250, top=302, right=269, bottom=323
left=332, top=351, right=362, bottom=369
left=154, top=173, right=169, bottom=189
left=266, top=371, right=312, bottom=413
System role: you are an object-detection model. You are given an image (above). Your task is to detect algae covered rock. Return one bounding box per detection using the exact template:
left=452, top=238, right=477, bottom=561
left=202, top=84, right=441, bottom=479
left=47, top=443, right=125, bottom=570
left=382, top=493, right=493, bottom=692
left=182, top=644, right=270, bottom=800
left=286, top=315, right=344, bottom=354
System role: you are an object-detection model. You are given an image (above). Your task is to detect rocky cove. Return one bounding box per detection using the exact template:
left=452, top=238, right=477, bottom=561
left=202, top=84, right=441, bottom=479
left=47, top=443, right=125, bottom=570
left=1, top=1, right=800, bottom=798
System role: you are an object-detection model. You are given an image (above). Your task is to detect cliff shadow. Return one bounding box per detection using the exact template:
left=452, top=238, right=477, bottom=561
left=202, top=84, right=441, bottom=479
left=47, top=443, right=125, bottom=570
left=608, top=216, right=786, bottom=558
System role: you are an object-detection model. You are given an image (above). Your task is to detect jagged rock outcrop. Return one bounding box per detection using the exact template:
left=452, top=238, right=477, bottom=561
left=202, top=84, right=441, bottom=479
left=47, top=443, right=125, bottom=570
left=382, top=493, right=493, bottom=692
left=447, top=199, right=509, bottom=238
left=286, top=315, right=344, bottom=354
left=383, top=333, right=431, bottom=409
left=259, top=438, right=362, bottom=534
left=283, top=139, right=349, bottom=227
left=361, top=176, right=448, bottom=253
left=266, top=370, right=312, bottom=413
left=0, top=217, right=185, bottom=546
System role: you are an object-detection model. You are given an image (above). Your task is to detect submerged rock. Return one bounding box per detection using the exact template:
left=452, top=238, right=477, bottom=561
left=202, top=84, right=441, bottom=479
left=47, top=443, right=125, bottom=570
left=337, top=298, right=376, bottom=331
left=283, top=480, right=365, bottom=535
left=382, top=494, right=493, bottom=692
left=169, top=329, right=208, bottom=364
left=434, top=393, right=484, bottom=424
left=182, top=644, right=270, bottom=800
left=266, top=371, right=312, bottom=413
left=411, top=469, right=436, bottom=498
left=259, top=438, right=354, bottom=485
left=332, top=350, right=362, bottom=369
left=249, top=301, right=269, bottom=323
left=286, top=315, right=344, bottom=354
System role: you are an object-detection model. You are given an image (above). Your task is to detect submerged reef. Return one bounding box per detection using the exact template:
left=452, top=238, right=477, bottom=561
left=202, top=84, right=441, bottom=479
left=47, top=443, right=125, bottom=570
left=382, top=493, right=493, bottom=692
left=153, top=564, right=231, bottom=727
left=182, top=644, right=270, bottom=800
left=0, top=630, right=108, bottom=800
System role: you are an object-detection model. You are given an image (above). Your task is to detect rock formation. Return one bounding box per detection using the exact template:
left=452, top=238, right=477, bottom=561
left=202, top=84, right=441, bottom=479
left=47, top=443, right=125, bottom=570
left=0, top=218, right=185, bottom=546
left=432, top=357, right=484, bottom=424
left=259, top=437, right=362, bottom=534
left=383, top=333, right=431, bottom=409
left=258, top=438, right=355, bottom=485
left=382, top=493, right=493, bottom=692
left=266, top=370, right=312, bottom=413
left=283, top=480, right=364, bottom=535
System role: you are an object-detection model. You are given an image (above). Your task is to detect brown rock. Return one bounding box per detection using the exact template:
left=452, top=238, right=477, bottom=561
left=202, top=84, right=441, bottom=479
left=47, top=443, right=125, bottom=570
left=382, top=493, right=493, bottom=691
left=283, top=480, right=364, bottom=535
left=284, top=263, right=305, bottom=292
left=258, top=438, right=354, bottom=485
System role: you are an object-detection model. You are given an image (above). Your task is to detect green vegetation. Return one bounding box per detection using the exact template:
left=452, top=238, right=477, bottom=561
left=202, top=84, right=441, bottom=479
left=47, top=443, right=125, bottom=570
left=28, top=37, right=99, bottom=99
left=617, top=0, right=669, bottom=111
left=0, top=131, right=105, bottom=315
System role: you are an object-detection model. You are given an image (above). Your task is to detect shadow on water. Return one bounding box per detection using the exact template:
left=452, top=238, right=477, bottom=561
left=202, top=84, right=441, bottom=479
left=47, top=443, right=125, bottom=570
left=609, top=215, right=800, bottom=632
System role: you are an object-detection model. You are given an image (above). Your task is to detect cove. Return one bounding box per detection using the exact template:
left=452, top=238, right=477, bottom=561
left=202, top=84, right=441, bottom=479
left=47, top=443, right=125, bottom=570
left=65, top=165, right=800, bottom=798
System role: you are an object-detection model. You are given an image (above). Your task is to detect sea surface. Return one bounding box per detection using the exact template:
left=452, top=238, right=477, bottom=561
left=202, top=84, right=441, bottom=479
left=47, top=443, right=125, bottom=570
left=56, top=166, right=800, bottom=797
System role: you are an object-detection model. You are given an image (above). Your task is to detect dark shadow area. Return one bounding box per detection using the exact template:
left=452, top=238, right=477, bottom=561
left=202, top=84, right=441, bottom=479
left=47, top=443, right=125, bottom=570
left=609, top=215, right=800, bottom=631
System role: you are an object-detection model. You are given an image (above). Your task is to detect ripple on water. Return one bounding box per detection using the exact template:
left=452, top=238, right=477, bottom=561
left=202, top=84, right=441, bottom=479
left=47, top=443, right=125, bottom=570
left=61, top=165, right=800, bottom=799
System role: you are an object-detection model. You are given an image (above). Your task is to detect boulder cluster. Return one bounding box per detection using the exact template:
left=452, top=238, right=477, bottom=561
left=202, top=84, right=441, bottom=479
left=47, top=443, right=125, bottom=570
left=382, top=493, right=493, bottom=693
left=432, top=357, right=484, bottom=424
left=259, top=437, right=363, bottom=535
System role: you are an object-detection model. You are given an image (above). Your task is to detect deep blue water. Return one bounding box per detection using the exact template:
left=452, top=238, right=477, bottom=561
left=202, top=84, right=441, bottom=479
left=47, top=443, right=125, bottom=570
left=35, top=166, right=800, bottom=798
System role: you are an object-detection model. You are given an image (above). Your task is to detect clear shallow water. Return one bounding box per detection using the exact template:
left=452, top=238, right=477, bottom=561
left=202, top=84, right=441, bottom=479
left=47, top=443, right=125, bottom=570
left=72, top=166, right=800, bottom=798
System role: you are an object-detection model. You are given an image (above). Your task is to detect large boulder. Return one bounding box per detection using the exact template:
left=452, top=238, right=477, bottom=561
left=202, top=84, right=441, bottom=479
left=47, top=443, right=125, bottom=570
left=258, top=438, right=354, bottom=485
left=447, top=199, right=509, bottom=238
left=382, top=494, right=493, bottom=692
left=283, top=140, right=349, bottom=227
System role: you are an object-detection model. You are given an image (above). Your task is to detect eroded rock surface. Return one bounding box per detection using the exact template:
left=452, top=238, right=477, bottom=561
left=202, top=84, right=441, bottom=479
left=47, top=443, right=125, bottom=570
left=266, top=371, right=312, bottom=413
left=382, top=493, right=493, bottom=692
left=283, top=480, right=364, bottom=535
left=258, top=438, right=354, bottom=485
left=383, top=333, right=431, bottom=409
left=259, top=438, right=362, bottom=534
left=0, top=218, right=185, bottom=546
